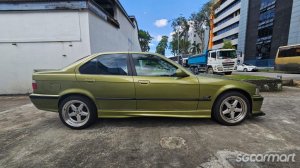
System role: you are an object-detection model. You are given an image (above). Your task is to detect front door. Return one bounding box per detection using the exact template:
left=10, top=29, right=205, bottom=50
left=76, top=53, right=135, bottom=111
left=131, top=54, right=199, bottom=112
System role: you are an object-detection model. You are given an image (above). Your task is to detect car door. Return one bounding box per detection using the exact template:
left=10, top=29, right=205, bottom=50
left=131, top=53, right=199, bottom=112
left=76, top=53, right=136, bottom=111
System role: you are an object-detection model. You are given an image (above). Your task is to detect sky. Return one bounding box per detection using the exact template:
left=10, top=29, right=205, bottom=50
left=119, top=0, right=209, bottom=56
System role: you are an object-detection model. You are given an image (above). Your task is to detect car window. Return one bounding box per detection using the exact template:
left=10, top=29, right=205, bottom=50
left=79, top=54, right=128, bottom=75
left=132, top=54, right=177, bottom=77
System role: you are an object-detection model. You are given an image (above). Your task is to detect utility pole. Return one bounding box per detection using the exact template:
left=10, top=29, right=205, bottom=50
left=177, top=28, right=180, bottom=64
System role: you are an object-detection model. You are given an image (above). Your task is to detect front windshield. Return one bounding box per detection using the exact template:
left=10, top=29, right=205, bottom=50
left=218, top=51, right=237, bottom=59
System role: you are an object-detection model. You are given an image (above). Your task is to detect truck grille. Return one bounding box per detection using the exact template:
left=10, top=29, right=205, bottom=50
left=222, top=62, right=235, bottom=70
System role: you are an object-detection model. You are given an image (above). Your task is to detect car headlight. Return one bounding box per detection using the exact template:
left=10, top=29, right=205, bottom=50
left=255, top=88, right=260, bottom=95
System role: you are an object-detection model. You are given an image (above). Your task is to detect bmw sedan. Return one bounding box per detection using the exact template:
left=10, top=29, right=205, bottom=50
left=30, top=52, right=264, bottom=129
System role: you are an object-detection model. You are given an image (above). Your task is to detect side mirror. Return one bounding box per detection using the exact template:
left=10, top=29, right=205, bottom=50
left=175, top=69, right=189, bottom=78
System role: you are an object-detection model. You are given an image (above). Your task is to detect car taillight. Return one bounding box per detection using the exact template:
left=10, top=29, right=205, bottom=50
left=32, top=80, right=38, bottom=91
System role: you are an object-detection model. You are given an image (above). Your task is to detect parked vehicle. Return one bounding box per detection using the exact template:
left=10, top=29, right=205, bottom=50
left=275, top=44, right=300, bottom=73
left=237, top=63, right=258, bottom=72
left=30, top=52, right=264, bottom=129
left=187, top=49, right=237, bottom=75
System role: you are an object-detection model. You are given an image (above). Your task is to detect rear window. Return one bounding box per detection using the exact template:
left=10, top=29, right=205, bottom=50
left=278, top=47, right=300, bottom=58
left=79, top=54, right=128, bottom=75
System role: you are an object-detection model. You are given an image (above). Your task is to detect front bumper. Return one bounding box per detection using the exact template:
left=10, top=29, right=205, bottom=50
left=252, top=95, right=264, bottom=115
left=251, top=111, right=266, bottom=117
left=29, top=94, right=59, bottom=112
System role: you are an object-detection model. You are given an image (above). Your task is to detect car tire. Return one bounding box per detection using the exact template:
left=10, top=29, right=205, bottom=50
left=207, top=67, right=214, bottom=74
left=212, top=91, right=250, bottom=126
left=59, top=96, right=97, bottom=129
left=243, top=68, right=248, bottom=72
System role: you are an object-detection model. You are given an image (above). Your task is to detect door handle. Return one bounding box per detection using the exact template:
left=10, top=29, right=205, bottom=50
left=138, top=80, right=150, bottom=85
left=84, top=79, right=96, bottom=83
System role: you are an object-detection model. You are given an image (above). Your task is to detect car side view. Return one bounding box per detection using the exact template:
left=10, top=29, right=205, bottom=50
left=30, top=52, right=264, bottom=129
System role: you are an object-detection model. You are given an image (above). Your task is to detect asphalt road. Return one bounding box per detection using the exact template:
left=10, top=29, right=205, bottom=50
left=233, top=71, right=300, bottom=80
left=0, top=87, right=299, bottom=168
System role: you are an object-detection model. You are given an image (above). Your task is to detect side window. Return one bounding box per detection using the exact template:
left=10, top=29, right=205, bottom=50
left=79, top=54, right=128, bottom=75
left=211, top=52, right=216, bottom=58
left=132, top=54, right=177, bottom=77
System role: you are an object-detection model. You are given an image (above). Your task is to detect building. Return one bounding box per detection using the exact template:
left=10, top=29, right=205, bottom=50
left=244, top=0, right=294, bottom=66
left=288, top=0, right=300, bottom=45
left=0, top=0, right=141, bottom=94
left=211, top=0, right=243, bottom=50
left=187, top=21, right=209, bottom=53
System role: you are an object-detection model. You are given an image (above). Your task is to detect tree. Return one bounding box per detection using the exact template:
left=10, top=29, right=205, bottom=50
left=189, top=41, right=201, bottom=54
left=190, top=1, right=213, bottom=52
left=155, top=36, right=169, bottom=56
left=169, top=34, right=191, bottom=56
left=170, top=16, right=191, bottom=55
left=222, top=39, right=235, bottom=49
left=138, top=29, right=153, bottom=52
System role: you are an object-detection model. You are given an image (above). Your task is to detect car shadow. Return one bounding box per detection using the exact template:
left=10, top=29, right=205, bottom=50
left=88, top=117, right=217, bottom=129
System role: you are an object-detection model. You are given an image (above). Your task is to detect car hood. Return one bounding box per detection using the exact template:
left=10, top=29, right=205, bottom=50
left=196, top=74, right=257, bottom=94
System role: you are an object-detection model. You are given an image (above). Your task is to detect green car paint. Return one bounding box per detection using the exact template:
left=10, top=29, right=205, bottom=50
left=30, top=52, right=264, bottom=118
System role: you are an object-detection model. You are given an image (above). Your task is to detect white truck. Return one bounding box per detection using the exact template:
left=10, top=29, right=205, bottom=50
left=187, top=49, right=237, bottom=75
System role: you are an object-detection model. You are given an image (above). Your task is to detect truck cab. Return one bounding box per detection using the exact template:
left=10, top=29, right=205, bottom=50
left=188, top=49, right=237, bottom=75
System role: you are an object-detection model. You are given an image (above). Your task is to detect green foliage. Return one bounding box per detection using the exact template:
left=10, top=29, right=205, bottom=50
left=190, top=1, right=212, bottom=28
left=169, top=34, right=191, bottom=56
left=138, top=29, right=153, bottom=52
left=189, top=1, right=212, bottom=52
left=222, top=39, right=235, bottom=49
left=190, top=42, right=201, bottom=54
left=155, top=36, right=169, bottom=56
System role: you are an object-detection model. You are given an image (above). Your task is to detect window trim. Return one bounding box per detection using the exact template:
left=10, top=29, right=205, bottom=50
left=78, top=53, right=132, bottom=76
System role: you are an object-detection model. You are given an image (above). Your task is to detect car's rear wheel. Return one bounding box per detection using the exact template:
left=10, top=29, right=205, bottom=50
left=59, top=96, right=97, bottom=129
left=213, top=91, right=250, bottom=126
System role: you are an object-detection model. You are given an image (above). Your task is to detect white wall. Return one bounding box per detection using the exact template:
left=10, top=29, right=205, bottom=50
left=0, top=11, right=91, bottom=94
left=88, top=8, right=141, bottom=53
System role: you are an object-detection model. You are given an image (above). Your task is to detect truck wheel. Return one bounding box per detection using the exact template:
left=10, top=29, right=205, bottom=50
left=207, top=67, right=213, bottom=74
left=213, top=91, right=250, bottom=126
left=190, top=67, right=194, bottom=73
left=194, top=67, right=199, bottom=74
left=59, top=96, right=97, bottom=129
left=225, top=72, right=232, bottom=75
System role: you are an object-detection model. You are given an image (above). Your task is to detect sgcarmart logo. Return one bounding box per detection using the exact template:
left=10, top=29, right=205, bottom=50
left=236, top=153, right=296, bottom=163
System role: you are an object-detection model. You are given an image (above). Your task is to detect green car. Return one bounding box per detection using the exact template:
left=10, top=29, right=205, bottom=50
left=30, top=52, right=264, bottom=129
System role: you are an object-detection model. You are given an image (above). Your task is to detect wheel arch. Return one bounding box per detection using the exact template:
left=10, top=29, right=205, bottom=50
left=58, top=90, right=98, bottom=110
left=211, top=88, right=252, bottom=117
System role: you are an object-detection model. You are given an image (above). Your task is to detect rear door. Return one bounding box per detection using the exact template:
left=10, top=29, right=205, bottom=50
left=76, top=53, right=136, bottom=111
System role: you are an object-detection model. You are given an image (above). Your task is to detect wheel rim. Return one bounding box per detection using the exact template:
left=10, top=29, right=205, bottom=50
left=219, top=96, right=247, bottom=124
left=62, top=100, right=90, bottom=127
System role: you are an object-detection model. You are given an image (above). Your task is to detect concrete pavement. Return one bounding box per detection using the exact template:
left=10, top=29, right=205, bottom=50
left=0, top=88, right=299, bottom=168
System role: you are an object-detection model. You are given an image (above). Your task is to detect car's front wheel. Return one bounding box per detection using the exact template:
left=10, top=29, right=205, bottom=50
left=59, top=96, right=97, bottom=129
left=213, top=91, right=250, bottom=126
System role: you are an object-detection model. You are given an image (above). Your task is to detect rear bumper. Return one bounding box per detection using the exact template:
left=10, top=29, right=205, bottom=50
left=29, top=94, right=59, bottom=112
